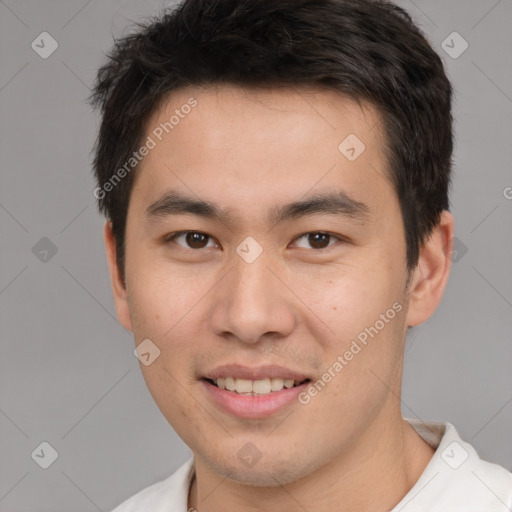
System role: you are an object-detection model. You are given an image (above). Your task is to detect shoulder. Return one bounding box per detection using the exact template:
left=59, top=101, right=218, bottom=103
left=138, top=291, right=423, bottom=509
left=439, top=456, right=512, bottom=511
left=399, top=419, right=512, bottom=511
left=449, top=454, right=512, bottom=507
left=110, top=457, right=195, bottom=512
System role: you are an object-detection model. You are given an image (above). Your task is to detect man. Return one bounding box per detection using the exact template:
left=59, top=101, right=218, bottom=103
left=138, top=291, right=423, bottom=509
left=89, top=0, right=512, bottom=510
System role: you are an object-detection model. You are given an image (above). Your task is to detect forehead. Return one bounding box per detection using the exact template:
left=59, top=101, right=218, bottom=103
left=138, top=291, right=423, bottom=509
left=145, top=84, right=384, bottom=152
left=132, top=84, right=395, bottom=225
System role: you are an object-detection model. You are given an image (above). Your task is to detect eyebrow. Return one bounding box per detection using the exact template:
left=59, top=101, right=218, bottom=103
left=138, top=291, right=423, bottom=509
left=144, top=189, right=371, bottom=228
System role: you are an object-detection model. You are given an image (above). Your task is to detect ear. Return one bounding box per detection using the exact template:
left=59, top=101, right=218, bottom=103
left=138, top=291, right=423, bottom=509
left=405, top=210, right=454, bottom=327
left=103, top=221, right=133, bottom=331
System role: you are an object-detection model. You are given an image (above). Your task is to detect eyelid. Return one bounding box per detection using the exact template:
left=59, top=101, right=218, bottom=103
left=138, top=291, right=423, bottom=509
left=291, top=231, right=346, bottom=250
left=164, top=230, right=219, bottom=249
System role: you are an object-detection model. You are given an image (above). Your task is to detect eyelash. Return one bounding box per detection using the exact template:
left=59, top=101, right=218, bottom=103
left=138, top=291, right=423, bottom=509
left=163, top=231, right=346, bottom=251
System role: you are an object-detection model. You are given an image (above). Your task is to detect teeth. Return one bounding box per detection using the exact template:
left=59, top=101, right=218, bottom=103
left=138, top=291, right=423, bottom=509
left=270, top=378, right=284, bottom=391
left=235, top=379, right=253, bottom=393
left=213, top=377, right=303, bottom=395
left=252, top=378, right=271, bottom=394
left=224, top=377, right=236, bottom=391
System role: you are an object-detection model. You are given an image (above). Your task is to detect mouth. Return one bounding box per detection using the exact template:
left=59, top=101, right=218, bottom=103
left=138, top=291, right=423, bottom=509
left=200, top=364, right=313, bottom=418
left=200, top=369, right=312, bottom=419
left=203, top=377, right=310, bottom=396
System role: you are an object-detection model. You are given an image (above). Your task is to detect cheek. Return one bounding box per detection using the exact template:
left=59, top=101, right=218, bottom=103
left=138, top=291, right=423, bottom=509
left=298, top=262, right=406, bottom=372
left=299, top=267, right=390, bottom=329
left=126, top=260, right=206, bottom=340
left=125, top=265, right=206, bottom=415
left=300, top=276, right=406, bottom=436
left=139, top=363, right=200, bottom=444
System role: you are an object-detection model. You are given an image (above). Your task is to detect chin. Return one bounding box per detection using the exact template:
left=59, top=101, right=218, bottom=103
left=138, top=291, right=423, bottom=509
left=206, top=453, right=309, bottom=487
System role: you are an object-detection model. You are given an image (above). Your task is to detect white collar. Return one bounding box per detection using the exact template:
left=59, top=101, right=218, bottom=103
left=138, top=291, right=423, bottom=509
left=111, top=418, right=512, bottom=511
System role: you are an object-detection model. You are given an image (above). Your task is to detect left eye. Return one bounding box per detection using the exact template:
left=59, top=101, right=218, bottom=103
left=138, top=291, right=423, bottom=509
left=165, top=231, right=217, bottom=250
left=292, top=232, right=341, bottom=250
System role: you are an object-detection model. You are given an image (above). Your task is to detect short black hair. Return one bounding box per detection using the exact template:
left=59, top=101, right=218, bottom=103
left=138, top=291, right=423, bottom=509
left=89, top=0, right=453, bottom=285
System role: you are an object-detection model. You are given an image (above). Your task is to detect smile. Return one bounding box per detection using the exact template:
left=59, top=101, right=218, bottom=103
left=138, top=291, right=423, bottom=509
left=207, top=377, right=308, bottom=395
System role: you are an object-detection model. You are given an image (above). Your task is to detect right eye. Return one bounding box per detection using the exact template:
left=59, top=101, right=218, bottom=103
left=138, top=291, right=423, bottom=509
left=164, top=231, right=219, bottom=250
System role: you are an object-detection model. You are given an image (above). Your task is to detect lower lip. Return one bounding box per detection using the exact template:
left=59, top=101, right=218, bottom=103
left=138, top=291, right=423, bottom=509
left=201, top=379, right=310, bottom=419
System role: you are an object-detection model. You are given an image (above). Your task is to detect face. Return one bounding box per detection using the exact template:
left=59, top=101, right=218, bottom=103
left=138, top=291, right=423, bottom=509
left=106, top=85, right=438, bottom=486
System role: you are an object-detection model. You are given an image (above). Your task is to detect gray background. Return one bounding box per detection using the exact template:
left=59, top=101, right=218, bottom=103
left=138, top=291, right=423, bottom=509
left=1, top=0, right=511, bottom=510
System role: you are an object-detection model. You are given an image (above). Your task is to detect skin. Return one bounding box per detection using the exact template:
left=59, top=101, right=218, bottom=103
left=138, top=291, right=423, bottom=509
left=104, top=84, right=454, bottom=511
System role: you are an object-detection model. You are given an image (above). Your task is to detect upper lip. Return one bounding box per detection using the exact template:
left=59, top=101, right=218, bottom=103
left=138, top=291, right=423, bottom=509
left=203, top=364, right=310, bottom=382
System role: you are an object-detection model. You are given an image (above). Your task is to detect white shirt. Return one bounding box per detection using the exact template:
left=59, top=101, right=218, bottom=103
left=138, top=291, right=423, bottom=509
left=111, top=418, right=512, bottom=511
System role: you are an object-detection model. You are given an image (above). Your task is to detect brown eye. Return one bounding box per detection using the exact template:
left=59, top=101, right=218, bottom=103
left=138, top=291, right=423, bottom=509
left=185, top=232, right=209, bottom=249
left=293, top=232, right=341, bottom=250
left=308, top=233, right=331, bottom=249
left=166, top=231, right=215, bottom=250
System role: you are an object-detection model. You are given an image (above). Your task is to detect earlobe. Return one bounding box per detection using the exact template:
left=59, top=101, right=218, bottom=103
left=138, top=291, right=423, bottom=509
left=103, top=221, right=133, bottom=332
left=405, top=210, right=454, bottom=327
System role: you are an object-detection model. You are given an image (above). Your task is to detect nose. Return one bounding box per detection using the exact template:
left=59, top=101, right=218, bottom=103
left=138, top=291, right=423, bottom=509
left=209, top=252, right=297, bottom=345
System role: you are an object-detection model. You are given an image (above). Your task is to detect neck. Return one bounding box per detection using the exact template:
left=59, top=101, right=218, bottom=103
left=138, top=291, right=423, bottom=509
left=188, top=413, right=435, bottom=512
